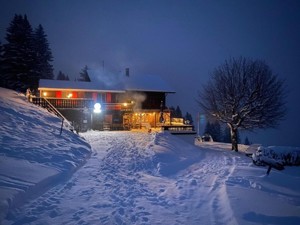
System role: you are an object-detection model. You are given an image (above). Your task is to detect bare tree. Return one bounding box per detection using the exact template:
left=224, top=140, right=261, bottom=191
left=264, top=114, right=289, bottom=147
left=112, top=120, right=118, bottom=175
left=197, top=57, right=287, bottom=151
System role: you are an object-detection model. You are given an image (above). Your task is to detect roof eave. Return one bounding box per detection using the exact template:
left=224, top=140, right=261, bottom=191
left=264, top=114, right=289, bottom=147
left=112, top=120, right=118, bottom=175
left=38, top=87, right=125, bottom=93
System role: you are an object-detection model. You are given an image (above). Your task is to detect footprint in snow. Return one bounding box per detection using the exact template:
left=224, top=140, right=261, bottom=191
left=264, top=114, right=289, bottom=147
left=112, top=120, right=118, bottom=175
left=189, top=179, right=198, bottom=186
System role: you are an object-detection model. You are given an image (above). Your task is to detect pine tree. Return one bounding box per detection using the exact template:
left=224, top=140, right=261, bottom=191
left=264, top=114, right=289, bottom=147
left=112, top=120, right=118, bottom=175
left=169, top=106, right=175, bottom=118
left=204, top=121, right=222, bottom=142
left=211, top=121, right=222, bottom=142
left=204, top=121, right=212, bottom=135
left=223, top=126, right=232, bottom=143
left=184, top=112, right=193, bottom=125
left=56, top=71, right=69, bottom=80
left=244, top=136, right=250, bottom=145
left=33, top=24, right=54, bottom=80
left=175, top=106, right=182, bottom=118
left=1, top=14, right=36, bottom=92
left=78, top=65, right=90, bottom=82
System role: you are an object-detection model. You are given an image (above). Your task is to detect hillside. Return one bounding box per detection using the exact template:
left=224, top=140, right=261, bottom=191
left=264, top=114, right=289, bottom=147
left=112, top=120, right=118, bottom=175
left=0, top=88, right=91, bottom=221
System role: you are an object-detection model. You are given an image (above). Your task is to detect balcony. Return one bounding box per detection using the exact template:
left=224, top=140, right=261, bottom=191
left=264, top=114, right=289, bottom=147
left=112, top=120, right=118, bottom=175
left=32, top=97, right=94, bottom=109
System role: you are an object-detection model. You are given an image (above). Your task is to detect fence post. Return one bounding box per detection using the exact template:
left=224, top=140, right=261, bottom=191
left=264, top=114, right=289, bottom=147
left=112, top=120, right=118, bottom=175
left=60, top=118, right=64, bottom=135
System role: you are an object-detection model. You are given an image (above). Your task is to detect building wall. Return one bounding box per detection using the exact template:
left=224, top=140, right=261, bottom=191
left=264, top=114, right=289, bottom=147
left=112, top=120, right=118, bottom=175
left=39, top=89, right=169, bottom=131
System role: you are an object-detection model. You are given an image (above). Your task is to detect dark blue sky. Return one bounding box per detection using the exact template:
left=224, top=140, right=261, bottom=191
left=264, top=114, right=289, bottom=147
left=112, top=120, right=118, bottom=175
left=1, top=0, right=300, bottom=147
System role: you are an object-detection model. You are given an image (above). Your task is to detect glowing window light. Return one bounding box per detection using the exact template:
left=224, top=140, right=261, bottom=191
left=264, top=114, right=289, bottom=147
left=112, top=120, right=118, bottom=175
left=94, top=103, right=102, bottom=113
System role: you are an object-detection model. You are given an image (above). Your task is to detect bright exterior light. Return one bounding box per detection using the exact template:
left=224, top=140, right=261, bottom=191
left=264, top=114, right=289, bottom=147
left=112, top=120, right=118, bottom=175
left=123, top=103, right=128, bottom=107
left=94, top=103, right=102, bottom=113
left=67, top=93, right=73, bottom=98
left=43, top=92, right=47, bottom=97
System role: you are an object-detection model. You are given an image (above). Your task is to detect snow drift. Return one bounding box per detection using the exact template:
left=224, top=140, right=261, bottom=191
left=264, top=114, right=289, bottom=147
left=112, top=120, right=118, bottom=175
left=253, top=146, right=300, bottom=166
left=0, top=88, right=91, bottom=221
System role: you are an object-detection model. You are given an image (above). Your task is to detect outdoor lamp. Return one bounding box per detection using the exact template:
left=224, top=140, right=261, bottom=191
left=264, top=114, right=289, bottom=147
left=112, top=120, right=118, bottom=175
left=94, top=103, right=102, bottom=113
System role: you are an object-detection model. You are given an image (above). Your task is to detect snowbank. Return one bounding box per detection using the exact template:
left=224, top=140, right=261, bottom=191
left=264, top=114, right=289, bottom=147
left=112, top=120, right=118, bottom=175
left=152, top=132, right=203, bottom=176
left=0, top=88, right=91, bottom=221
left=252, top=146, right=300, bottom=166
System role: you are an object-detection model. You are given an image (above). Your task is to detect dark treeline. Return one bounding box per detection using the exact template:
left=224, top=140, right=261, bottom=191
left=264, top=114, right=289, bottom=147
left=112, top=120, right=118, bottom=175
left=203, top=120, right=255, bottom=145
left=0, top=14, right=54, bottom=92
left=169, top=105, right=194, bottom=125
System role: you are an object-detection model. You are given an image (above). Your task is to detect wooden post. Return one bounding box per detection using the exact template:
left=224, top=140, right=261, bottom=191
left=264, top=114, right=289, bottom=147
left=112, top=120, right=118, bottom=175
left=60, top=118, right=64, bottom=135
left=266, top=165, right=272, bottom=175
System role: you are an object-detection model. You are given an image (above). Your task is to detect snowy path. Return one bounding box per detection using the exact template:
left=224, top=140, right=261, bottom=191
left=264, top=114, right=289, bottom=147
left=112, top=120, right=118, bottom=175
left=171, top=148, right=239, bottom=225
left=4, top=131, right=300, bottom=225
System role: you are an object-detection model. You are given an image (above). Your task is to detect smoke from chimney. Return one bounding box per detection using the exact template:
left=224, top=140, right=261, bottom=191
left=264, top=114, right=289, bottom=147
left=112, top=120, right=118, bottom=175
left=125, top=68, right=130, bottom=77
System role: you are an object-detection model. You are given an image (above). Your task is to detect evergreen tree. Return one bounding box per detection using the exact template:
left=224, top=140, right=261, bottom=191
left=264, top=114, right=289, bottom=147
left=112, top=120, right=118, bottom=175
left=0, top=41, right=3, bottom=59
left=175, top=106, right=182, bottom=118
left=184, top=112, right=193, bottom=125
left=56, top=71, right=69, bottom=80
left=78, top=65, right=90, bottom=82
left=223, top=126, right=232, bottom=143
left=169, top=106, right=175, bottom=118
left=33, top=24, right=54, bottom=80
left=244, top=136, right=250, bottom=145
left=211, top=121, right=222, bottom=142
left=204, top=121, right=212, bottom=135
left=1, top=14, right=36, bottom=92
left=204, top=121, right=222, bottom=142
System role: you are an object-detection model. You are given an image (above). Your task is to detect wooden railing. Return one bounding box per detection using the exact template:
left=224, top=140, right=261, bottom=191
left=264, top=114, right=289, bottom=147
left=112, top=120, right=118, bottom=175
left=32, top=98, right=94, bottom=109
left=31, top=97, right=74, bottom=132
left=31, top=98, right=129, bottom=110
left=161, top=125, right=196, bottom=135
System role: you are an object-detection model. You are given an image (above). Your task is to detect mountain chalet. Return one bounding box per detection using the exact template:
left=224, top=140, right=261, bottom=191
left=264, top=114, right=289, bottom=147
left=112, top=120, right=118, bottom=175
left=37, top=70, right=178, bottom=132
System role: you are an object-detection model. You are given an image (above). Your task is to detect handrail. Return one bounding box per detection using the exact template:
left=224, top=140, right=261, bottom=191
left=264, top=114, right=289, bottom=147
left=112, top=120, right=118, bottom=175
left=43, top=98, right=74, bottom=131
left=31, top=97, right=74, bottom=132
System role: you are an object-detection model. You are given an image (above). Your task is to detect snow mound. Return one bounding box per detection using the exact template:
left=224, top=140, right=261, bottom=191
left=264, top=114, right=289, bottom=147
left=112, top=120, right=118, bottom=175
left=253, top=146, right=300, bottom=166
left=152, top=132, right=203, bottom=176
left=0, top=88, right=91, bottom=221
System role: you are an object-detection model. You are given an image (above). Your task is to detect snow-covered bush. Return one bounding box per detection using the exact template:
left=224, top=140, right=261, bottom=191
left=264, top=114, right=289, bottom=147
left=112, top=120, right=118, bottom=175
left=252, top=146, right=300, bottom=166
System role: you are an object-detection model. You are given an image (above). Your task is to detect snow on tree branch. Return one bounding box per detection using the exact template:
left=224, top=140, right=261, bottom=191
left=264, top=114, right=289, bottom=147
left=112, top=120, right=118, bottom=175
left=197, top=57, right=287, bottom=151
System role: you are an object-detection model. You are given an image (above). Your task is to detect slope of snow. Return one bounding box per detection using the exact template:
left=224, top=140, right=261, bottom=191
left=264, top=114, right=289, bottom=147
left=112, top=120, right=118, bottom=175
left=0, top=88, right=91, bottom=221
left=1, top=87, right=300, bottom=224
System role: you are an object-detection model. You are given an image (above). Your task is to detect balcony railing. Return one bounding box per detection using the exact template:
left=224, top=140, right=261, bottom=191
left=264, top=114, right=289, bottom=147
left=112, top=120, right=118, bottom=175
left=31, top=97, right=134, bottom=111
left=32, top=97, right=94, bottom=109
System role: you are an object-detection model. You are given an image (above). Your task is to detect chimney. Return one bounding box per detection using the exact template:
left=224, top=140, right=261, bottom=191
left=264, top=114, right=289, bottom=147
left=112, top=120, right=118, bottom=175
left=125, top=68, right=130, bottom=77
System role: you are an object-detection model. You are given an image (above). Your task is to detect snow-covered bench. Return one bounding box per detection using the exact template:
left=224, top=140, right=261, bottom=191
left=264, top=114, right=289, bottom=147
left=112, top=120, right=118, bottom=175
left=252, top=146, right=300, bottom=175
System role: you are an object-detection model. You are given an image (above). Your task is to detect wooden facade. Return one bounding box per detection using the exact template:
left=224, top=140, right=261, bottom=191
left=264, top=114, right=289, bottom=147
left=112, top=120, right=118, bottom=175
left=37, top=87, right=172, bottom=132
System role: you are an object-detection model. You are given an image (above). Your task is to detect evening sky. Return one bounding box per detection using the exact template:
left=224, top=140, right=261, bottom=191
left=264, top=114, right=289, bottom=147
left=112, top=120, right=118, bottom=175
left=1, top=0, right=299, bottom=146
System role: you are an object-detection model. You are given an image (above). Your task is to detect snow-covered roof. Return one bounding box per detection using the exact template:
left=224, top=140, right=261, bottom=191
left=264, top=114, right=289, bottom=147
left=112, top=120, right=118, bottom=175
left=39, top=70, right=175, bottom=93
left=38, top=79, right=125, bottom=93
left=125, top=74, right=175, bottom=93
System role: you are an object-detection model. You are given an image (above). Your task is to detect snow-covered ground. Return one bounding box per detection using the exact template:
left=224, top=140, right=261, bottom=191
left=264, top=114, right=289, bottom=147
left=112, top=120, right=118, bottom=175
left=0, top=88, right=91, bottom=221
left=1, top=87, right=300, bottom=224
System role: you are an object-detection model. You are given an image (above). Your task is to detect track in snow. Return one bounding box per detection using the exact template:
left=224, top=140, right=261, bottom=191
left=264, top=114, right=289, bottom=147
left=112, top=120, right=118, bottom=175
left=4, top=131, right=240, bottom=225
